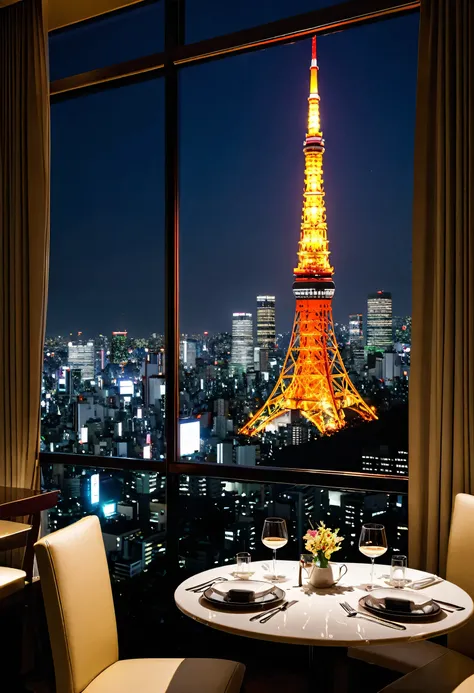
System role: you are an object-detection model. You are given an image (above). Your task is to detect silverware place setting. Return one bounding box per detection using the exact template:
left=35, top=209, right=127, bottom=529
left=186, top=577, right=228, bottom=593
left=431, top=598, right=465, bottom=612
left=250, top=600, right=298, bottom=623
left=339, top=601, right=406, bottom=630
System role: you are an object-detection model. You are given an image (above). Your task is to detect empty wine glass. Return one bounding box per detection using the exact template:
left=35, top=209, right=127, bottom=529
left=261, top=518, right=288, bottom=581
left=359, top=523, right=388, bottom=590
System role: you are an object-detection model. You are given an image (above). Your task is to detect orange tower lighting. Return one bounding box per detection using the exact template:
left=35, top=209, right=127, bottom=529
left=240, top=37, right=377, bottom=436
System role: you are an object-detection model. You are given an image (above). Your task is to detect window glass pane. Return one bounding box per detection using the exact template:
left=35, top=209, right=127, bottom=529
left=179, top=16, right=416, bottom=470
left=49, top=1, right=164, bottom=81
left=42, top=80, right=165, bottom=461
left=178, top=475, right=408, bottom=576
left=42, top=464, right=166, bottom=655
left=186, top=0, right=348, bottom=43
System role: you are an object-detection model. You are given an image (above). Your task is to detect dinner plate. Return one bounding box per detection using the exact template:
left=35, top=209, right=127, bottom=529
left=202, top=585, right=285, bottom=611
left=360, top=594, right=441, bottom=621
left=211, top=580, right=275, bottom=599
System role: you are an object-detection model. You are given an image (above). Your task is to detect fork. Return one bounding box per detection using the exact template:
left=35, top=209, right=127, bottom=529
left=340, top=601, right=406, bottom=630
left=186, top=577, right=228, bottom=593
left=259, top=600, right=298, bottom=624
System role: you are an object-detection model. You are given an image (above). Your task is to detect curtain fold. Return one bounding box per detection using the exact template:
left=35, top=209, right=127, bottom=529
left=0, top=0, right=50, bottom=491
left=409, top=0, right=474, bottom=574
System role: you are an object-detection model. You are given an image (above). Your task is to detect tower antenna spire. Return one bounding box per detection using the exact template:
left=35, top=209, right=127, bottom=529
left=240, top=37, right=377, bottom=438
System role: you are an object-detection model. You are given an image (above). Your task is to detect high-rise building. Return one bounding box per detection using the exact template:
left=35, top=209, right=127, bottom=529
left=256, top=295, right=276, bottom=348
left=180, top=339, right=197, bottom=368
left=67, top=340, right=95, bottom=381
left=367, top=292, right=393, bottom=352
left=110, top=331, right=128, bottom=364
left=240, top=38, right=376, bottom=436
left=231, top=313, right=253, bottom=374
left=348, top=314, right=365, bottom=371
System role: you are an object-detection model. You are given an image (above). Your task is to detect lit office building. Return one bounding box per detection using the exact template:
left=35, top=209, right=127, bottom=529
left=180, top=339, right=197, bottom=368
left=348, top=314, right=365, bottom=371
left=256, top=296, right=276, bottom=348
left=67, top=340, right=95, bottom=381
left=110, top=331, right=128, bottom=364
left=231, top=313, right=253, bottom=374
left=366, top=291, right=393, bottom=352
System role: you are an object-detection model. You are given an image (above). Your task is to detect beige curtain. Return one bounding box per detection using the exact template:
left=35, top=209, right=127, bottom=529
left=409, top=0, right=474, bottom=574
left=0, top=0, right=50, bottom=491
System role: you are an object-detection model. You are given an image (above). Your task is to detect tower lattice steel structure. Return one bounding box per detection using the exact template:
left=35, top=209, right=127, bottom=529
left=240, top=38, right=377, bottom=436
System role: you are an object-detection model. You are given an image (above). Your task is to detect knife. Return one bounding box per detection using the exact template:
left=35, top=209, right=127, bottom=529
left=432, top=598, right=465, bottom=611
left=249, top=602, right=287, bottom=622
left=259, top=600, right=298, bottom=624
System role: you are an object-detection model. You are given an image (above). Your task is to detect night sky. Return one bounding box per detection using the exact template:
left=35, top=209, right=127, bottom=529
left=48, top=2, right=419, bottom=337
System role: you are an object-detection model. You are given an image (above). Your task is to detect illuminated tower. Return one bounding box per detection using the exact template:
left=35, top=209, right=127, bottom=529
left=241, top=38, right=376, bottom=436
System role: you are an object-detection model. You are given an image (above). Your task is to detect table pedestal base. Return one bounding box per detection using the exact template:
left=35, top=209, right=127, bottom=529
left=309, top=645, right=348, bottom=693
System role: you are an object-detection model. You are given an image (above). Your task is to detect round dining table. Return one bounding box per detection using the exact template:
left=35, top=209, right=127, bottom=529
left=175, top=560, right=473, bottom=690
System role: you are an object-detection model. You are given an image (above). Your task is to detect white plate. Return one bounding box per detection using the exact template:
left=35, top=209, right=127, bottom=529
left=212, top=580, right=275, bottom=599
left=203, top=585, right=285, bottom=611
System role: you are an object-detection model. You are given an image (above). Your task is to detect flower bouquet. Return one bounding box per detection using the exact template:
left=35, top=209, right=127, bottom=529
left=303, top=522, right=346, bottom=588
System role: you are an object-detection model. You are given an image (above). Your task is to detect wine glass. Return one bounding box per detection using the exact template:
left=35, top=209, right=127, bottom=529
left=262, top=518, right=288, bottom=581
left=359, top=523, right=388, bottom=590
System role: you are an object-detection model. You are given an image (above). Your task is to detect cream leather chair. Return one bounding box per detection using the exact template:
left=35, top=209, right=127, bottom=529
left=454, top=674, right=474, bottom=693
left=351, top=493, right=474, bottom=675
left=379, top=651, right=474, bottom=693
left=35, top=516, right=245, bottom=693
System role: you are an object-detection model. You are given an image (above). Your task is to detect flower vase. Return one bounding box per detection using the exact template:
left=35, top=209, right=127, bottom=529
left=309, top=564, right=335, bottom=588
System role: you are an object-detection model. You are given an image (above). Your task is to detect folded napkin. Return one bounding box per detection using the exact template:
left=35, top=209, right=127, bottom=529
left=368, top=589, right=432, bottom=613
left=225, top=589, right=255, bottom=603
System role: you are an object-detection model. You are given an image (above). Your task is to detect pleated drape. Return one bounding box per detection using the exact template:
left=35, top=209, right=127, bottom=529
left=0, top=0, right=50, bottom=491
left=409, top=0, right=474, bottom=575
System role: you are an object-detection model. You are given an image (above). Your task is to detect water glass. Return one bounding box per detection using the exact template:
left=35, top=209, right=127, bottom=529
left=390, top=555, right=408, bottom=588
left=235, top=552, right=252, bottom=578
left=300, top=553, right=314, bottom=584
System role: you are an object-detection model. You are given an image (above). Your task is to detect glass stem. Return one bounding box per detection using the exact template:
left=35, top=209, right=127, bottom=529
left=370, top=558, right=375, bottom=586
left=273, top=549, right=277, bottom=579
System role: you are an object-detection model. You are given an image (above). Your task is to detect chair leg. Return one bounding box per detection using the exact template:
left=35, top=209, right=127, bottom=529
left=23, top=513, right=40, bottom=583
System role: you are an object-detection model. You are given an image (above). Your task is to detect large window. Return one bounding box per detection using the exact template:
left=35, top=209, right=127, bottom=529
left=42, top=78, right=165, bottom=461
left=42, top=2, right=415, bottom=580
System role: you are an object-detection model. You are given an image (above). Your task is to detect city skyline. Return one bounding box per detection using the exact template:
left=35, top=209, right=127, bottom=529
left=47, top=13, right=417, bottom=336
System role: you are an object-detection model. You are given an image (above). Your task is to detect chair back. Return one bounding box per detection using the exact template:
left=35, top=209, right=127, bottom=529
left=35, top=515, right=119, bottom=693
left=447, top=493, right=474, bottom=657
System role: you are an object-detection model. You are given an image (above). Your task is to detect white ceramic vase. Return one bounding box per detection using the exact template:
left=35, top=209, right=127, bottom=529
left=309, top=565, right=335, bottom=588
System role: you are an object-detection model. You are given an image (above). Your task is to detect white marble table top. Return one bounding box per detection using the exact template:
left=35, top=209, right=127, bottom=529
left=174, top=560, right=473, bottom=647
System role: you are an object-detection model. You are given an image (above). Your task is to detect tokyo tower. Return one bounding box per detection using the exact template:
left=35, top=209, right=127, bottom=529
left=240, top=38, right=376, bottom=437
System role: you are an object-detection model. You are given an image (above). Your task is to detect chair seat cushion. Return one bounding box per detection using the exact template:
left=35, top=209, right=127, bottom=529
left=349, top=640, right=447, bottom=674
left=454, top=674, right=474, bottom=692
left=0, top=520, right=31, bottom=550
left=380, top=651, right=474, bottom=693
left=83, top=658, right=245, bottom=693
left=0, top=567, right=26, bottom=599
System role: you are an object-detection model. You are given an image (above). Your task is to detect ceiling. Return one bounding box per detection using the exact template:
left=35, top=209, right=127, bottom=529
left=0, top=0, right=146, bottom=31
left=48, top=0, right=146, bottom=31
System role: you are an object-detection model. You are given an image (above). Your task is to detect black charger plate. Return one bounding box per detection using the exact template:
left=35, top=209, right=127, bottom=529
left=203, top=585, right=285, bottom=611
left=360, top=595, right=441, bottom=622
